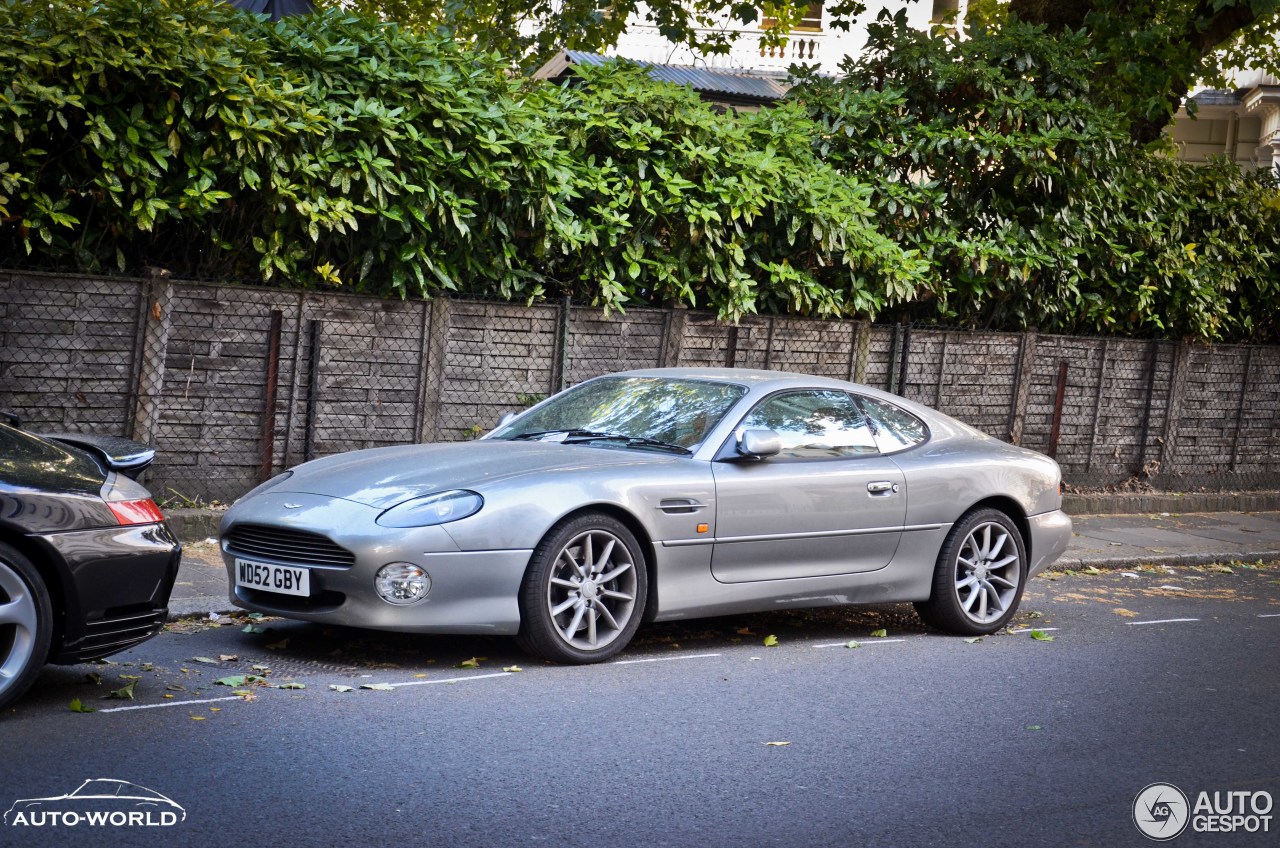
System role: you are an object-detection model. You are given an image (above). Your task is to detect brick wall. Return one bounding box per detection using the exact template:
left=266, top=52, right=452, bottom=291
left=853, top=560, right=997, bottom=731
left=2, top=270, right=1277, bottom=502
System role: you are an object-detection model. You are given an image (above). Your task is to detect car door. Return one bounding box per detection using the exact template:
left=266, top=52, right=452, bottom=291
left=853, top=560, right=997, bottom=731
left=709, top=389, right=906, bottom=583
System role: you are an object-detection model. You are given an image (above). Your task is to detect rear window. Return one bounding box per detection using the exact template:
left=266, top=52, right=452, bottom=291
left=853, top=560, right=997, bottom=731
left=856, top=397, right=928, bottom=453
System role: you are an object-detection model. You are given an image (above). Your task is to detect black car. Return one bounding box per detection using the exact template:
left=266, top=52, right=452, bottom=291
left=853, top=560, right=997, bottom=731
left=0, top=419, right=181, bottom=710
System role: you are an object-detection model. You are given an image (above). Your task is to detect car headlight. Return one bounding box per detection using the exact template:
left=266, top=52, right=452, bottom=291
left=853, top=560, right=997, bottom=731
left=375, top=490, right=484, bottom=528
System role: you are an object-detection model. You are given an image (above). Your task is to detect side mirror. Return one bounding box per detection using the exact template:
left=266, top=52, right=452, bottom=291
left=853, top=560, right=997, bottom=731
left=496, top=412, right=518, bottom=429
left=737, top=429, right=781, bottom=459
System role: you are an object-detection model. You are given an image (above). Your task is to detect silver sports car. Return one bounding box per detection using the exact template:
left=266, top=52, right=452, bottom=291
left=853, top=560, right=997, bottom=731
left=219, top=368, right=1072, bottom=663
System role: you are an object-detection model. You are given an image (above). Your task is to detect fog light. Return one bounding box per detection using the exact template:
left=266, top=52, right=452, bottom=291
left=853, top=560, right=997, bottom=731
left=374, top=563, right=431, bottom=605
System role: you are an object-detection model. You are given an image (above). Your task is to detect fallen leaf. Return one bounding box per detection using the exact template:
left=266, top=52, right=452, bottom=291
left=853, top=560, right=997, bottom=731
left=1030, top=630, right=1055, bottom=642
left=190, top=716, right=207, bottom=721
left=277, top=682, right=305, bottom=690
left=119, top=674, right=141, bottom=680
left=248, top=612, right=265, bottom=620
left=69, top=698, right=96, bottom=713
left=764, top=741, right=791, bottom=747
left=502, top=665, right=522, bottom=673
left=231, top=689, right=254, bottom=697
left=458, top=657, right=481, bottom=669
left=140, top=663, right=154, bottom=672
left=192, top=656, right=219, bottom=665
left=251, top=664, right=271, bottom=672
left=361, top=683, right=395, bottom=691
left=869, top=628, right=887, bottom=638
left=1082, top=566, right=1103, bottom=575
left=736, top=627, right=754, bottom=636
left=166, top=683, right=187, bottom=691
left=163, top=694, right=174, bottom=700
left=103, top=680, right=137, bottom=700
left=219, top=654, right=239, bottom=662
left=964, top=636, right=983, bottom=644
left=265, top=638, right=290, bottom=651
left=329, top=685, right=354, bottom=693
left=209, top=707, right=221, bottom=712
left=1027, top=725, right=1043, bottom=731
left=83, top=672, right=103, bottom=685
left=1112, top=608, right=1138, bottom=617
left=243, top=625, right=265, bottom=635
left=216, top=675, right=252, bottom=687
left=762, top=635, right=779, bottom=647
left=413, top=673, right=429, bottom=679
left=844, top=640, right=860, bottom=649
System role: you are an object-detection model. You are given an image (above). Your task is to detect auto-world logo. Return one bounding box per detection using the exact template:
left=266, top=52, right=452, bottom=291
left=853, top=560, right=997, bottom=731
left=4, top=779, right=185, bottom=828
left=1133, top=782, right=1274, bottom=840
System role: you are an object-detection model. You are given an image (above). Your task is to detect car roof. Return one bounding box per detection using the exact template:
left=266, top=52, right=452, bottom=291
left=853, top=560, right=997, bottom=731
left=611, top=367, right=991, bottom=442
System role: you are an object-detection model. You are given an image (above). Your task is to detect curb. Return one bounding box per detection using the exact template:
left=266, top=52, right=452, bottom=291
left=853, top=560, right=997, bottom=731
left=1062, top=491, right=1280, bottom=516
left=1047, top=549, right=1280, bottom=573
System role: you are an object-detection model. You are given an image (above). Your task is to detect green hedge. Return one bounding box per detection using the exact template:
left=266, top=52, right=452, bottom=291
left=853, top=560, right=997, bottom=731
left=2, top=0, right=1277, bottom=341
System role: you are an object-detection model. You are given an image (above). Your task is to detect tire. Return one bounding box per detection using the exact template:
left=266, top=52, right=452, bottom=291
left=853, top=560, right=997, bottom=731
left=914, top=508, right=1027, bottom=636
left=0, top=542, right=53, bottom=711
left=516, top=512, right=648, bottom=664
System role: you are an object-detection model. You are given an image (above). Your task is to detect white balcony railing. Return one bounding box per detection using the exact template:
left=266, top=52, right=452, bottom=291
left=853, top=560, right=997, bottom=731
left=610, top=26, right=828, bottom=74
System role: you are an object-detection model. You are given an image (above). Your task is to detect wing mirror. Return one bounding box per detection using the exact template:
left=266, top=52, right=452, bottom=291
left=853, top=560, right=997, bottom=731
left=736, top=429, right=781, bottom=459
left=496, top=412, right=518, bottom=429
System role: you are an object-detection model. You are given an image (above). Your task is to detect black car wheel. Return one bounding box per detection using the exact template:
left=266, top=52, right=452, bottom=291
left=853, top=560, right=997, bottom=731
left=517, top=512, right=647, bottom=664
left=914, top=508, right=1027, bottom=635
left=0, top=542, right=53, bottom=711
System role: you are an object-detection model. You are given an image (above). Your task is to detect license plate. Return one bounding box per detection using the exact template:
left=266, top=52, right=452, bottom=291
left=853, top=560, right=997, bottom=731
left=235, top=558, right=311, bottom=597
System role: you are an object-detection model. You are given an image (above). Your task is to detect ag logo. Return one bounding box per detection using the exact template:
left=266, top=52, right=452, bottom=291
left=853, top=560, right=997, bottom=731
left=1134, top=783, right=1190, bottom=841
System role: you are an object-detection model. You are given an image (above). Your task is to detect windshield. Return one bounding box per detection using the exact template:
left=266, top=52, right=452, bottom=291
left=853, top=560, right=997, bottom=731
left=489, top=377, right=748, bottom=450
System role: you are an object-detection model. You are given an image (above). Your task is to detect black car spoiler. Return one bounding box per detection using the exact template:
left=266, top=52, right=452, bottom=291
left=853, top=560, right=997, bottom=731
left=41, top=432, right=157, bottom=480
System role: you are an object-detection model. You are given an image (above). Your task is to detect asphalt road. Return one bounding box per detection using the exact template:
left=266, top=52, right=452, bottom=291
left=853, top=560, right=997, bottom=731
left=2, top=562, right=1278, bottom=848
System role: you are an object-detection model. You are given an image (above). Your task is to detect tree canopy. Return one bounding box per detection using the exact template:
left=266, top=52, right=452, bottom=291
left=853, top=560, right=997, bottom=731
left=995, top=0, right=1280, bottom=143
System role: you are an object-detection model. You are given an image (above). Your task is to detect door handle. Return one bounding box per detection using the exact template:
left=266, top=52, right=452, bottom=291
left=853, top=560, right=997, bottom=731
left=867, top=481, right=898, bottom=494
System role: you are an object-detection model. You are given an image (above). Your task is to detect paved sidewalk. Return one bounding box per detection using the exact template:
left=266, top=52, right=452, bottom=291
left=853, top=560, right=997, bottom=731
left=168, top=511, right=1280, bottom=619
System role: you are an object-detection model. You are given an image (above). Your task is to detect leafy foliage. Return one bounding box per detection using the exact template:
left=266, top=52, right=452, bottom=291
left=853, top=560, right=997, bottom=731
left=319, top=0, right=869, bottom=71
left=788, top=13, right=1280, bottom=341
left=1, top=0, right=1277, bottom=340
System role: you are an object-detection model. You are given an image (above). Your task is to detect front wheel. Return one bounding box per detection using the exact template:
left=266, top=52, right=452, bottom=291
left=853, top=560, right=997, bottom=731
left=915, top=508, right=1027, bottom=635
left=516, top=513, right=647, bottom=664
left=0, top=542, right=53, bottom=711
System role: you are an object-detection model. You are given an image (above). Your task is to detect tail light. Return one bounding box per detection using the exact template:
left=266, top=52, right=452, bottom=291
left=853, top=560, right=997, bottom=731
left=101, top=472, right=166, bottom=526
left=108, top=498, right=166, bottom=526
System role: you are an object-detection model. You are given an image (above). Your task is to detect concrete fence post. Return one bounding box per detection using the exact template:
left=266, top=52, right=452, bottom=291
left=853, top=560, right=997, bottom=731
left=128, top=273, right=174, bottom=445
left=1007, top=331, right=1037, bottom=445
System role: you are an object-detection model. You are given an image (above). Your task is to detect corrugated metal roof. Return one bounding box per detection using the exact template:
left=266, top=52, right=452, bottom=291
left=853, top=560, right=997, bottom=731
left=560, top=51, right=789, bottom=102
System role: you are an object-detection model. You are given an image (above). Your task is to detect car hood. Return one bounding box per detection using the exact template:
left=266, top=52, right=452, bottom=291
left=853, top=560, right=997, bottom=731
left=272, top=440, right=686, bottom=509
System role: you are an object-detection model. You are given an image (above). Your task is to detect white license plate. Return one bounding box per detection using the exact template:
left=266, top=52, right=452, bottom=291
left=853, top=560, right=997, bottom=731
left=235, top=558, right=311, bottom=597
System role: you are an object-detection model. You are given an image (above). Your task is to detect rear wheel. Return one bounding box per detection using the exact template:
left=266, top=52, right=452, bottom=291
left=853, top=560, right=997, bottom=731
left=517, top=513, right=647, bottom=664
left=0, top=542, right=53, bottom=711
left=915, top=508, right=1026, bottom=635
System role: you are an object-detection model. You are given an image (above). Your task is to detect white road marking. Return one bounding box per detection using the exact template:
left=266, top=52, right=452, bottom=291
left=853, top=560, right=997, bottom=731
left=613, top=653, right=722, bottom=665
left=388, top=672, right=514, bottom=688
left=1006, top=628, right=1060, bottom=635
left=812, top=639, right=907, bottom=648
left=1127, top=618, right=1200, bottom=626
left=98, top=695, right=241, bottom=714
left=1258, top=613, right=1280, bottom=618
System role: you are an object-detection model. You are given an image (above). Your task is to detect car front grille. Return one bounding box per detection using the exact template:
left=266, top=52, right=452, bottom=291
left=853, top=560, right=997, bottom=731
left=224, top=524, right=356, bottom=568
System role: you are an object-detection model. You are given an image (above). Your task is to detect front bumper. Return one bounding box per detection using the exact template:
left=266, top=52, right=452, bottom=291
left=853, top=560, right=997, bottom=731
left=220, top=493, right=529, bottom=635
left=1027, top=509, right=1073, bottom=578
left=38, top=522, right=182, bottom=664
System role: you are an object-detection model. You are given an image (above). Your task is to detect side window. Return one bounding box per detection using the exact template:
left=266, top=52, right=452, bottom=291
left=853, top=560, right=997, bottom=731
left=740, top=390, right=879, bottom=460
left=857, top=396, right=928, bottom=453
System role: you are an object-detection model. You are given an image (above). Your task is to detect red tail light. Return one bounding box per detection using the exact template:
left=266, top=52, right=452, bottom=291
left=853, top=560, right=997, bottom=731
left=108, top=498, right=166, bottom=526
